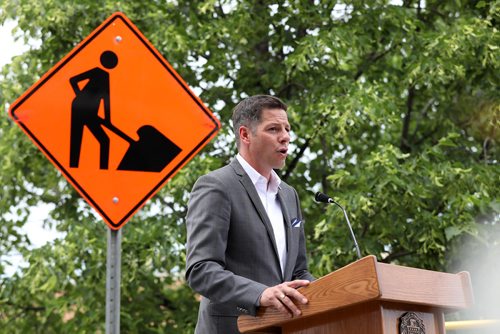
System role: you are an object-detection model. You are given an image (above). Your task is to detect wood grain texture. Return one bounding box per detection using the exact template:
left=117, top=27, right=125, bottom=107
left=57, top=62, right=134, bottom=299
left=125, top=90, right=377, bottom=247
left=281, top=302, right=384, bottom=334
left=238, top=256, right=381, bottom=332
left=376, top=262, right=474, bottom=309
left=238, top=255, right=473, bottom=333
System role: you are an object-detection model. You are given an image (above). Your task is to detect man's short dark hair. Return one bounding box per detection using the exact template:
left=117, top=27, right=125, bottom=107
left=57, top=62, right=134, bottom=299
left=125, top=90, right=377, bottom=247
left=232, top=95, right=288, bottom=148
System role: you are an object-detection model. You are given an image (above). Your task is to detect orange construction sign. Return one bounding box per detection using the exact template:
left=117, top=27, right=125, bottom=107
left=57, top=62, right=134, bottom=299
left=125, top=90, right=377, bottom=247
left=9, top=12, right=220, bottom=230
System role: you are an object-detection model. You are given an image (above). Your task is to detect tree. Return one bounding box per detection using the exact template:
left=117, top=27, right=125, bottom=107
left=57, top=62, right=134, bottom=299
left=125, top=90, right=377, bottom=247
left=1, top=0, right=498, bottom=332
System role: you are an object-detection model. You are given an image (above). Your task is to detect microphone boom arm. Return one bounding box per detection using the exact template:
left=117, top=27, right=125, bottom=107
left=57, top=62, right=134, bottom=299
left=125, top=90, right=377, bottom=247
left=315, top=192, right=362, bottom=259
left=328, top=198, right=362, bottom=259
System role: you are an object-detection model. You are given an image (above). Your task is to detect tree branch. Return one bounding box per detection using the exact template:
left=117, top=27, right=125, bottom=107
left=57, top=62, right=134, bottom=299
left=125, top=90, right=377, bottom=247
left=413, top=127, right=439, bottom=146
left=281, top=113, right=328, bottom=181
left=320, top=136, right=331, bottom=195
left=282, top=137, right=311, bottom=182
left=354, top=43, right=400, bottom=81
left=411, top=97, right=435, bottom=140
left=480, top=137, right=493, bottom=162
left=400, top=85, right=415, bottom=153
left=2, top=300, right=46, bottom=313
left=155, top=292, right=177, bottom=310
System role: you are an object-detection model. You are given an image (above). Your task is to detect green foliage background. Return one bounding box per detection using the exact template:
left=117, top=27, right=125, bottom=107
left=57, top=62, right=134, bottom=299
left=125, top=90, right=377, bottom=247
left=1, top=0, right=498, bottom=332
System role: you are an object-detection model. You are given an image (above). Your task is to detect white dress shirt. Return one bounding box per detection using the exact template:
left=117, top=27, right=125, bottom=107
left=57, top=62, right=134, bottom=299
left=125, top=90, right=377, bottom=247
left=236, top=154, right=287, bottom=276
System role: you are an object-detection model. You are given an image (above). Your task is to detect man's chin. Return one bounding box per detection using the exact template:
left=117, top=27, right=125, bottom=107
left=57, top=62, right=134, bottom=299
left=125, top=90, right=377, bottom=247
left=273, top=161, right=286, bottom=170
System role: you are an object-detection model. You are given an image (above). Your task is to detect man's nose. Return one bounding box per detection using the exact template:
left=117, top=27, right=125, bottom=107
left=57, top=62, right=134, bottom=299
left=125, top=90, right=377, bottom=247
left=280, top=130, right=290, bottom=143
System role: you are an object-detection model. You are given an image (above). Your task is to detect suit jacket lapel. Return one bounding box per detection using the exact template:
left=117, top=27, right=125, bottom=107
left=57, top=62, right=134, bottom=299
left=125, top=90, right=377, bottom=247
left=278, top=188, right=295, bottom=281
left=230, top=159, right=281, bottom=271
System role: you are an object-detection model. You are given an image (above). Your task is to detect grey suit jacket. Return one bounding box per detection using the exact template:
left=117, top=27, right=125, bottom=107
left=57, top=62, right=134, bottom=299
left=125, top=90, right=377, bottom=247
left=185, top=159, right=314, bottom=334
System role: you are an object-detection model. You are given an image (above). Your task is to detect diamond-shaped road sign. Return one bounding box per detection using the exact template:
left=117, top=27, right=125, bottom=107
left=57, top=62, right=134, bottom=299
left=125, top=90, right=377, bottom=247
left=9, top=12, right=220, bottom=230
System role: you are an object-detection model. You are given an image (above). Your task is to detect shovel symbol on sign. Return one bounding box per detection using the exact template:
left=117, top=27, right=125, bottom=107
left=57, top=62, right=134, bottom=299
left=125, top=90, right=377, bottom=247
left=69, top=50, right=181, bottom=172
left=101, top=121, right=181, bottom=172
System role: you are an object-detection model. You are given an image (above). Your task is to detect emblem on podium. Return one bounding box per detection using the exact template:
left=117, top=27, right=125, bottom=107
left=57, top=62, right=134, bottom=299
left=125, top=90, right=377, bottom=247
left=399, top=311, right=426, bottom=334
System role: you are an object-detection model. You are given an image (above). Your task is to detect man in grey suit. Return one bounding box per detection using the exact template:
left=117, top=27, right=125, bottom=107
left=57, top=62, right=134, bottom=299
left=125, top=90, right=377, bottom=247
left=185, top=95, right=314, bottom=333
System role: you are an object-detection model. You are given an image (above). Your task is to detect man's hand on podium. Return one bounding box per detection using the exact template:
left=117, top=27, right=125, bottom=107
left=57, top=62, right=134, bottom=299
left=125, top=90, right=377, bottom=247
left=259, top=280, right=310, bottom=318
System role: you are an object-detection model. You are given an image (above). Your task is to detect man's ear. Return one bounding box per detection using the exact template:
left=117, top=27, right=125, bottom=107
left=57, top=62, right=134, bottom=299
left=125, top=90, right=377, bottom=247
left=239, top=126, right=251, bottom=145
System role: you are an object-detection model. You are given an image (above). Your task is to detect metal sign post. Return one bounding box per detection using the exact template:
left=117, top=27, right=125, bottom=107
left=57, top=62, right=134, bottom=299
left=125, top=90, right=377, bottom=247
left=106, top=228, right=122, bottom=334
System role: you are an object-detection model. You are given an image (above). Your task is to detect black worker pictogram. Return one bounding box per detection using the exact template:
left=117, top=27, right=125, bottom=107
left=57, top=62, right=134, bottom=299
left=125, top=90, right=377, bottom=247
left=69, top=50, right=181, bottom=172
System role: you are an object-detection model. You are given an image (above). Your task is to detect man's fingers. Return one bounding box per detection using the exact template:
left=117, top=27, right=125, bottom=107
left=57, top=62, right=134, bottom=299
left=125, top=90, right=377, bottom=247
left=275, top=284, right=307, bottom=316
left=285, top=279, right=310, bottom=289
left=279, top=294, right=302, bottom=316
left=282, top=288, right=308, bottom=304
left=269, top=293, right=298, bottom=317
left=260, top=281, right=312, bottom=317
left=280, top=282, right=309, bottom=304
left=267, top=291, right=292, bottom=316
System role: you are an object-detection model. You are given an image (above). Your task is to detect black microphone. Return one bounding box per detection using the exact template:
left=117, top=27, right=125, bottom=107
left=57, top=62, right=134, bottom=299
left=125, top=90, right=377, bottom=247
left=314, top=192, right=362, bottom=259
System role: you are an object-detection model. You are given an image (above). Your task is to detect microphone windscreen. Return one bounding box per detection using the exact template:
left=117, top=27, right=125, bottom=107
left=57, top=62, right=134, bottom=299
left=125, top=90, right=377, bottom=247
left=315, top=192, right=331, bottom=203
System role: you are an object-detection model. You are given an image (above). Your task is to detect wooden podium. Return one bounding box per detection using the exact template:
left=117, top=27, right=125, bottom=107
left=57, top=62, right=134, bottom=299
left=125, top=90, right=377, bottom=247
left=238, top=256, right=473, bottom=334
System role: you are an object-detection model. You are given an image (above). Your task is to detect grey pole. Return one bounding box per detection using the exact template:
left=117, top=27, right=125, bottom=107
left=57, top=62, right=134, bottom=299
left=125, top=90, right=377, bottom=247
left=106, top=227, right=122, bottom=334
